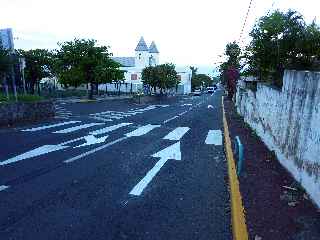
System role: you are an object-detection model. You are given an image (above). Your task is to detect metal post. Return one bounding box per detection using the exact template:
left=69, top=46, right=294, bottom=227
left=235, top=136, right=244, bottom=176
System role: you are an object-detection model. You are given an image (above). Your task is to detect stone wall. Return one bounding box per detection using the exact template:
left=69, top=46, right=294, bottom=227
left=236, top=70, right=320, bottom=208
left=0, top=101, right=54, bottom=126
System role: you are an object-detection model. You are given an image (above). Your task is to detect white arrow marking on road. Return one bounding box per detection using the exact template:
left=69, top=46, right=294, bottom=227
left=64, top=124, right=160, bottom=163
left=129, top=142, right=181, bottom=196
left=0, top=185, right=10, bottom=191
left=125, top=124, right=160, bottom=137
left=53, top=123, right=104, bottom=134
left=73, top=135, right=108, bottom=148
left=163, top=127, right=190, bottom=141
left=205, top=130, right=222, bottom=145
left=0, top=145, right=68, bottom=166
left=89, top=123, right=132, bottom=135
left=22, top=121, right=81, bottom=132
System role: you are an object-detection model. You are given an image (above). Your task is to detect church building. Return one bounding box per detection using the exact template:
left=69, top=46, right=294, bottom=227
left=101, top=37, right=191, bottom=94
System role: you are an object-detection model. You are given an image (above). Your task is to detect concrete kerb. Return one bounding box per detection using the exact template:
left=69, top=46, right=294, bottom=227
left=222, top=96, right=249, bottom=240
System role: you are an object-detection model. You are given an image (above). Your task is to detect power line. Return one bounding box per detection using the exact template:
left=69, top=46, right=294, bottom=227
left=266, top=1, right=276, bottom=16
left=238, top=0, right=254, bottom=43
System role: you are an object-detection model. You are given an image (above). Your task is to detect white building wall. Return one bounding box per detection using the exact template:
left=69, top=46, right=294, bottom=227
left=236, top=70, right=320, bottom=208
left=135, top=51, right=149, bottom=69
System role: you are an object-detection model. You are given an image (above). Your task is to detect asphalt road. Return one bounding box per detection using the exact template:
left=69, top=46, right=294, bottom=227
left=0, top=91, right=231, bottom=240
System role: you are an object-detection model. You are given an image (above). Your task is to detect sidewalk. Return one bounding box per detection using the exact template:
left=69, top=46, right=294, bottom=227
left=223, top=97, right=320, bottom=240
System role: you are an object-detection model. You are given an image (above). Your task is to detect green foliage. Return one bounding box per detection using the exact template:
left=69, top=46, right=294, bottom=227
left=19, top=49, right=54, bottom=93
left=142, top=63, right=179, bottom=93
left=0, top=93, right=44, bottom=103
left=0, top=47, right=12, bottom=81
left=189, top=66, right=198, bottom=79
left=245, top=9, right=320, bottom=86
left=55, top=38, right=124, bottom=98
left=218, top=41, right=241, bottom=86
left=191, top=73, right=212, bottom=90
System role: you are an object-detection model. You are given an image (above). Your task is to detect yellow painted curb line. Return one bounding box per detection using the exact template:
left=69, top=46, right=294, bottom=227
left=222, top=96, right=248, bottom=240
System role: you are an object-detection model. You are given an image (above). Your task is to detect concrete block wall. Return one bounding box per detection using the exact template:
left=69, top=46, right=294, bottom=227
left=0, top=101, right=54, bottom=126
left=236, top=70, right=320, bottom=208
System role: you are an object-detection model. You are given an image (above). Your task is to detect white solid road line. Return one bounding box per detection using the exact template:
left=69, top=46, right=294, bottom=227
left=205, top=130, right=223, bottom=145
left=89, top=123, right=132, bottom=135
left=64, top=136, right=128, bottom=163
left=125, top=124, right=160, bottom=137
left=163, top=116, right=179, bottom=124
left=129, top=142, right=181, bottom=196
left=0, top=185, right=9, bottom=191
left=0, top=145, right=68, bottom=166
left=178, top=111, right=188, bottom=116
left=163, top=127, right=190, bottom=141
left=22, top=121, right=81, bottom=132
left=53, top=123, right=104, bottom=134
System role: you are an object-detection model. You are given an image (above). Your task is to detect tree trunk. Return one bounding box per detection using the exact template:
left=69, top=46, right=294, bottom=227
left=10, top=66, right=18, bottom=101
left=37, top=81, right=41, bottom=96
left=105, top=84, right=108, bottom=96
left=118, top=82, right=121, bottom=96
left=130, top=83, right=133, bottom=94
left=88, top=82, right=94, bottom=99
left=3, top=74, right=9, bottom=100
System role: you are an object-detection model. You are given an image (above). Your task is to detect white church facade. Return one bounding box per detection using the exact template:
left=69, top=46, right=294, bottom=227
left=99, top=37, right=191, bottom=94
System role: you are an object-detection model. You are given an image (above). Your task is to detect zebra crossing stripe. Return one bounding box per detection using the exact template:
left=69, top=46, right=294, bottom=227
left=22, top=121, right=81, bottom=132
left=163, top=127, right=190, bottom=141
left=53, top=123, right=104, bottom=134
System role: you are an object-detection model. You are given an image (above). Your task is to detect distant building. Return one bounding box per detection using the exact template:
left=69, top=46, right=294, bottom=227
left=0, top=28, right=14, bottom=50
left=100, top=36, right=191, bottom=94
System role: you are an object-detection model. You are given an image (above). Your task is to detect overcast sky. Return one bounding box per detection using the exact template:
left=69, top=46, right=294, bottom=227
left=1, top=0, right=319, bottom=74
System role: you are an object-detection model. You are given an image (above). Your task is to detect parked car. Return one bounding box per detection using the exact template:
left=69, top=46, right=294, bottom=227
left=193, top=89, right=201, bottom=96
left=206, top=87, right=214, bottom=94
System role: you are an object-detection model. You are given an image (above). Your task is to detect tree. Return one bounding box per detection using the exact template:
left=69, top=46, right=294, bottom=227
left=95, top=57, right=124, bottom=95
left=189, top=66, right=198, bottom=78
left=192, top=74, right=212, bottom=90
left=142, top=65, right=158, bottom=93
left=218, top=41, right=241, bottom=99
left=142, top=63, right=179, bottom=94
left=55, top=38, right=121, bottom=99
left=245, top=9, right=320, bottom=86
left=0, top=47, right=12, bottom=99
left=20, top=49, right=54, bottom=94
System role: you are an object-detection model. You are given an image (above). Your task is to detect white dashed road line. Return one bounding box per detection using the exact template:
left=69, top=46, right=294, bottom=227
left=163, top=127, right=190, bottom=141
left=53, top=123, right=104, bottom=134
left=205, top=130, right=222, bottom=145
left=89, top=123, right=132, bottom=135
left=22, top=121, right=81, bottom=132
